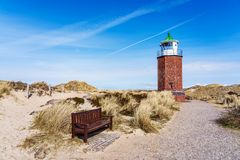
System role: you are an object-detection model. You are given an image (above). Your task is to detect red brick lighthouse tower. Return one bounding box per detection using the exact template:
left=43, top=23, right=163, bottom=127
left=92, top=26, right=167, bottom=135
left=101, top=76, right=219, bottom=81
left=157, top=33, right=185, bottom=101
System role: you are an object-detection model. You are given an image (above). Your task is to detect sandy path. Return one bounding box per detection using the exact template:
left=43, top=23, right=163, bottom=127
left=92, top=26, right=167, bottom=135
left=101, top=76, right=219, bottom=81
left=0, top=93, right=34, bottom=160
left=78, top=100, right=240, bottom=160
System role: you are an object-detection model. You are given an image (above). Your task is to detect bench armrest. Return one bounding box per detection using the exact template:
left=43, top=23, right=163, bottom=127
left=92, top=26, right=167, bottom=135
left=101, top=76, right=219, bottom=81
left=102, top=115, right=113, bottom=119
left=102, top=115, right=113, bottom=124
left=102, top=115, right=113, bottom=130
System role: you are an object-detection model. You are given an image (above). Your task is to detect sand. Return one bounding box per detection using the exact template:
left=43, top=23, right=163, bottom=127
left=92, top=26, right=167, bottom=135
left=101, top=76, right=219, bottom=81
left=0, top=91, right=88, bottom=159
left=1, top=92, right=240, bottom=160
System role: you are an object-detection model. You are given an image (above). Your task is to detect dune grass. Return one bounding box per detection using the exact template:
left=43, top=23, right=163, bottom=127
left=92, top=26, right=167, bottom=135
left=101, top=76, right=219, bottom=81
left=30, top=81, right=50, bottom=96
left=185, top=84, right=240, bottom=107
left=19, top=132, right=82, bottom=159
left=216, top=105, right=240, bottom=130
left=21, top=90, right=179, bottom=153
left=20, top=98, right=85, bottom=155
left=0, top=87, right=10, bottom=98
left=91, top=91, right=179, bottom=133
left=216, top=97, right=240, bottom=130
left=31, top=90, right=178, bottom=134
left=0, top=81, right=11, bottom=98
left=54, top=80, right=97, bottom=92
left=30, top=81, right=49, bottom=90
left=0, top=80, right=28, bottom=98
left=10, top=81, right=27, bottom=91
left=0, top=80, right=51, bottom=98
left=185, top=84, right=240, bottom=130
left=32, top=98, right=85, bottom=134
left=0, top=80, right=97, bottom=97
left=135, top=91, right=179, bottom=132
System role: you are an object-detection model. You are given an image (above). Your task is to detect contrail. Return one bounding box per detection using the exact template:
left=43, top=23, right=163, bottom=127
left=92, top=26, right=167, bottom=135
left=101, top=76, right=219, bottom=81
left=107, top=14, right=204, bottom=56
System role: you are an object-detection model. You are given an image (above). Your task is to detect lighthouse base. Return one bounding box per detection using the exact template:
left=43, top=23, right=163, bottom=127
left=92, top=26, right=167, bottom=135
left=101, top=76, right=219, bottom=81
left=172, top=91, right=185, bottom=102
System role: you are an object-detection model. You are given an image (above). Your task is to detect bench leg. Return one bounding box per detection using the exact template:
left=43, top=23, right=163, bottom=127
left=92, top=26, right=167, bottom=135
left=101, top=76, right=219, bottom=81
left=110, top=116, right=113, bottom=130
left=72, top=126, right=75, bottom=138
left=83, top=130, right=88, bottom=143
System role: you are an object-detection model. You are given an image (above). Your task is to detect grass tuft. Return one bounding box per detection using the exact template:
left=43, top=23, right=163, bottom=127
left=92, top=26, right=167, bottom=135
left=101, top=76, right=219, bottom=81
left=30, top=81, right=49, bottom=91
left=185, top=84, right=240, bottom=130
left=216, top=105, right=240, bottom=130
left=135, top=91, right=178, bottom=132
left=90, top=91, right=178, bottom=133
left=185, top=84, right=240, bottom=108
left=32, top=102, right=81, bottom=134
left=54, top=80, right=97, bottom=92
left=19, top=132, right=83, bottom=159
left=23, top=90, right=179, bottom=152
left=0, top=81, right=11, bottom=98
left=65, top=97, right=85, bottom=105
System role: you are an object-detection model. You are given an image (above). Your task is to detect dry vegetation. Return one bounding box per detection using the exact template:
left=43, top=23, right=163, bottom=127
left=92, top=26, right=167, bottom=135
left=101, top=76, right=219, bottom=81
left=0, top=80, right=49, bottom=98
left=20, top=133, right=83, bottom=159
left=32, top=98, right=85, bottom=134
left=21, top=90, right=179, bottom=155
left=30, top=82, right=49, bottom=91
left=0, top=81, right=50, bottom=97
left=0, top=86, right=10, bottom=98
left=30, top=81, right=51, bottom=96
left=90, top=91, right=179, bottom=133
left=10, top=81, right=27, bottom=91
left=20, top=98, right=87, bottom=158
left=54, top=80, right=97, bottom=92
left=216, top=105, right=240, bottom=130
left=30, top=90, right=179, bottom=135
left=185, top=84, right=240, bottom=130
left=135, top=92, right=179, bottom=132
left=0, top=81, right=12, bottom=98
left=1, top=80, right=179, bottom=158
left=0, top=80, right=96, bottom=98
left=29, top=81, right=96, bottom=96
left=0, top=80, right=27, bottom=96
left=185, top=84, right=240, bottom=107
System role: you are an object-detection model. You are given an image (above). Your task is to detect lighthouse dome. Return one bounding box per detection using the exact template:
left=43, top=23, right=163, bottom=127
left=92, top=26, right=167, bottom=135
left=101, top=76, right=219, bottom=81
left=158, top=33, right=182, bottom=57
left=161, top=32, right=179, bottom=44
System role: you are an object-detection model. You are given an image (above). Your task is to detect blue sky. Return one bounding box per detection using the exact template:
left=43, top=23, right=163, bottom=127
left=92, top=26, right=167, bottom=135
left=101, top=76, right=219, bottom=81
left=0, top=0, right=239, bottom=89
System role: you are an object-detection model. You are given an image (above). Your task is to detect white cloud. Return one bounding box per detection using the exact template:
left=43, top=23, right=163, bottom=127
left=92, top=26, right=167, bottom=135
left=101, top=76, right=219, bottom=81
left=0, top=58, right=156, bottom=89
left=183, top=61, right=240, bottom=87
left=0, top=0, right=194, bottom=89
left=0, top=0, right=192, bottom=56
left=184, top=61, right=240, bottom=73
left=0, top=8, right=155, bottom=56
left=108, top=15, right=200, bottom=56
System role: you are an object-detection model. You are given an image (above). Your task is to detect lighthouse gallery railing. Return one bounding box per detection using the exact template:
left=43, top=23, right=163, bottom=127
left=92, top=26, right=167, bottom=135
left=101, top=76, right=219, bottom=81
left=157, top=49, right=183, bottom=57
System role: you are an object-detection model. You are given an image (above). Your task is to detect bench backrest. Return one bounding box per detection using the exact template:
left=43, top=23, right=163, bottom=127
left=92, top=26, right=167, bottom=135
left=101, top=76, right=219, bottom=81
left=72, top=108, right=102, bottom=124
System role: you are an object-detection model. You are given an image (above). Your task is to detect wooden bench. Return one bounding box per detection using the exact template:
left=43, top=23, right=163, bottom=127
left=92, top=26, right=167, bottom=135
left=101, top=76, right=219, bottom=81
left=71, top=108, right=113, bottom=143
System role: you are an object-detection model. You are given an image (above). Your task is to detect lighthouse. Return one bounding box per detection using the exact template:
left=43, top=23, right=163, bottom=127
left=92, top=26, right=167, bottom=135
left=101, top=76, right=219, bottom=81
left=157, top=33, right=185, bottom=101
